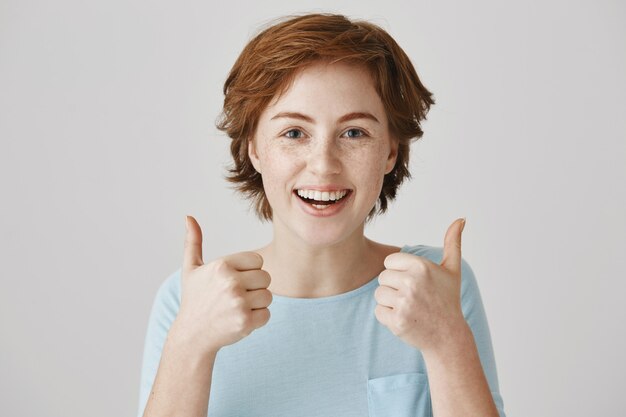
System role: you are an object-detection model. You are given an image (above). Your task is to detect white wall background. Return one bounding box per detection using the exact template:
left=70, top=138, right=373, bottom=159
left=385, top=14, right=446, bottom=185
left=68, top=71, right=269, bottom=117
left=1, top=0, right=624, bottom=416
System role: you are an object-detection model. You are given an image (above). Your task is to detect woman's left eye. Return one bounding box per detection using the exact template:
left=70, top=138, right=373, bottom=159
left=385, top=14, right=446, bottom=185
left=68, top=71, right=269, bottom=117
left=284, top=129, right=305, bottom=139
left=343, top=128, right=367, bottom=138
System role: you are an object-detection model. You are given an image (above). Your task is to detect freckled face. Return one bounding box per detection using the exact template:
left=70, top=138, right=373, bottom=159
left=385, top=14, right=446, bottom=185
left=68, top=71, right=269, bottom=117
left=248, top=60, right=398, bottom=246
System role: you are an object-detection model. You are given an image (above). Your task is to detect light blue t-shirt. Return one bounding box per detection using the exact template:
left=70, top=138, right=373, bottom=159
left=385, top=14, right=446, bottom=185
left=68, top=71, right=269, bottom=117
left=137, top=244, right=506, bottom=417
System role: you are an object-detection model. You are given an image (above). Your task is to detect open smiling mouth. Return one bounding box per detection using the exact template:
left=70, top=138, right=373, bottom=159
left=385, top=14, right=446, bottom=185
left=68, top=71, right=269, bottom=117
left=293, top=189, right=352, bottom=209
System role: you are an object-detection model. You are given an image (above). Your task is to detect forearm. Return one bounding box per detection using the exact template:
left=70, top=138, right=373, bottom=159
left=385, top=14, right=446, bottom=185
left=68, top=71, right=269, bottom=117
left=143, top=319, right=219, bottom=417
left=422, top=322, right=499, bottom=417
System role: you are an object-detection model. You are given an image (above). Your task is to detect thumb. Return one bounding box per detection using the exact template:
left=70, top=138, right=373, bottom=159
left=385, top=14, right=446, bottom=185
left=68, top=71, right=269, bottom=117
left=183, top=215, right=204, bottom=273
left=441, top=217, right=465, bottom=277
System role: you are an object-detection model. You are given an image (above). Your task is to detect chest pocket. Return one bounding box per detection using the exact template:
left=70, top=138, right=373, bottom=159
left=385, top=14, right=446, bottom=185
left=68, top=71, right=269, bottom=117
left=367, top=372, right=432, bottom=417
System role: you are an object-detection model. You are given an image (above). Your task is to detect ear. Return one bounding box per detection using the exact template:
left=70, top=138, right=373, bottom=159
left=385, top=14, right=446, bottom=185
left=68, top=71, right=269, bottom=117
left=248, top=137, right=262, bottom=174
left=384, top=135, right=399, bottom=175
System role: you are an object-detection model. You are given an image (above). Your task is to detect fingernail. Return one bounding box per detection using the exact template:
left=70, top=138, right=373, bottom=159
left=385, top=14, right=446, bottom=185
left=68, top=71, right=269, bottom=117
left=185, top=216, right=190, bottom=232
left=461, top=217, right=466, bottom=232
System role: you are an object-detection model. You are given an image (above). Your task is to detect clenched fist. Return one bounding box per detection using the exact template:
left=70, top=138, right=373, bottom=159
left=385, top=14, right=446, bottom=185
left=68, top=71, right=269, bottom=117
left=174, top=215, right=273, bottom=355
left=374, top=218, right=468, bottom=354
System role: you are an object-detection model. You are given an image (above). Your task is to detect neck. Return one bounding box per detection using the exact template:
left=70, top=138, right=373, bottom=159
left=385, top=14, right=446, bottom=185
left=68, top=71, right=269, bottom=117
left=257, top=222, right=383, bottom=298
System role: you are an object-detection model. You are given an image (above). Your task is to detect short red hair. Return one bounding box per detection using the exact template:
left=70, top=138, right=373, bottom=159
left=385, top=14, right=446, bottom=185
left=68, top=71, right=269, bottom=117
left=216, top=13, right=435, bottom=222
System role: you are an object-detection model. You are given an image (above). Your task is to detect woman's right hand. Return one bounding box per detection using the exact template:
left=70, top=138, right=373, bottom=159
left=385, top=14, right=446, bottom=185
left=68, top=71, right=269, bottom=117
left=173, top=215, right=273, bottom=355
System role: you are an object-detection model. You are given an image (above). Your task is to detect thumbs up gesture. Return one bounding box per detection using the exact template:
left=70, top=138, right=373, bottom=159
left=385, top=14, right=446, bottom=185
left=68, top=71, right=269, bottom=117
left=175, top=215, right=273, bottom=355
left=374, top=218, right=468, bottom=354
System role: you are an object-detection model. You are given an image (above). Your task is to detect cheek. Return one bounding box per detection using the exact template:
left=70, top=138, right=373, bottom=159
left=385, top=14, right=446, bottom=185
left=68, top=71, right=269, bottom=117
left=261, top=152, right=301, bottom=193
left=353, top=147, right=390, bottom=199
left=355, top=145, right=390, bottom=176
left=265, top=153, right=300, bottom=175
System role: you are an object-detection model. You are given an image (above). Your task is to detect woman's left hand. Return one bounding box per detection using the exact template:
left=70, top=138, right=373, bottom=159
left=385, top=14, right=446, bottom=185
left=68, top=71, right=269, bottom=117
left=374, top=218, right=468, bottom=354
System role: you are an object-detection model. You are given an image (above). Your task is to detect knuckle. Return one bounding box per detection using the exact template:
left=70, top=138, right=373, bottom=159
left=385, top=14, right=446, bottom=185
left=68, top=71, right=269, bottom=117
left=218, top=278, right=234, bottom=294
left=234, top=311, right=252, bottom=331
left=219, top=273, right=240, bottom=291
left=394, top=316, right=410, bottom=335
left=225, top=275, right=240, bottom=289
left=396, top=296, right=411, bottom=314
left=212, top=258, right=229, bottom=274
left=407, top=281, right=420, bottom=297
left=231, top=293, right=246, bottom=309
left=413, top=259, right=428, bottom=273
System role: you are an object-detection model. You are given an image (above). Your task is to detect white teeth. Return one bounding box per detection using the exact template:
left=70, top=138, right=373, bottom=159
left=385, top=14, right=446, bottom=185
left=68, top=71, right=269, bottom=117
left=296, top=189, right=348, bottom=201
left=332, top=190, right=348, bottom=200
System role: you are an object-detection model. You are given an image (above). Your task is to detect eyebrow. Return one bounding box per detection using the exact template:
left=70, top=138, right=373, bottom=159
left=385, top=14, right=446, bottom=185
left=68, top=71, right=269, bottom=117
left=270, top=111, right=380, bottom=124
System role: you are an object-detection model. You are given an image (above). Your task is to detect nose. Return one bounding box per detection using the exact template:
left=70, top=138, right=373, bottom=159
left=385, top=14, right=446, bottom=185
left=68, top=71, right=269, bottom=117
left=307, top=135, right=342, bottom=176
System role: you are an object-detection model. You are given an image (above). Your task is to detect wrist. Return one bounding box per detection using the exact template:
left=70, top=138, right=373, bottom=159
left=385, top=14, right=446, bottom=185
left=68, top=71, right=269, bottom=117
left=420, top=319, right=474, bottom=361
left=169, top=316, right=222, bottom=359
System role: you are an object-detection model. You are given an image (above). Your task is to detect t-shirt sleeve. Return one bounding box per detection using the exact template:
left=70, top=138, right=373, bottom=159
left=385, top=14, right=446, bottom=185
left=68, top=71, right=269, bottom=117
left=136, top=268, right=182, bottom=417
left=459, top=255, right=507, bottom=417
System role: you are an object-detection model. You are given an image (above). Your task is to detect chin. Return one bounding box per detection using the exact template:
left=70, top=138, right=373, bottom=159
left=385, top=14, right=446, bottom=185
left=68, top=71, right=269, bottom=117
left=271, top=200, right=370, bottom=246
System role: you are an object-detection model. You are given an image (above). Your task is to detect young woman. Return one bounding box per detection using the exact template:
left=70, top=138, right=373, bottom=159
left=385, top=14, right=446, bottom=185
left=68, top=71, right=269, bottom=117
left=138, top=13, right=506, bottom=417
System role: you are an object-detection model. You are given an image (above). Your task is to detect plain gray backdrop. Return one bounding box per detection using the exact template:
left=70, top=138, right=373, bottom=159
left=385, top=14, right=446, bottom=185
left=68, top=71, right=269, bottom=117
left=1, top=0, right=624, bottom=416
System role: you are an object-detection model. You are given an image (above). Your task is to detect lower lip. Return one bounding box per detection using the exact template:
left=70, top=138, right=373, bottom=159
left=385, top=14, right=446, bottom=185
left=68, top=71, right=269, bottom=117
left=294, top=190, right=352, bottom=217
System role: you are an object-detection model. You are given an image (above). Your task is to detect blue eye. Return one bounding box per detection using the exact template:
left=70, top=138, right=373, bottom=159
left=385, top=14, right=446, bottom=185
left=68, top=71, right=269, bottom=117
left=282, top=128, right=367, bottom=139
left=344, top=128, right=366, bottom=138
left=284, top=129, right=305, bottom=139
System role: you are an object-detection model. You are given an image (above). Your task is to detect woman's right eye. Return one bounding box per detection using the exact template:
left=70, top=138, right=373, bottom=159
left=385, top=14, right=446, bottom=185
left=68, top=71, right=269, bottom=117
left=283, top=129, right=305, bottom=139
